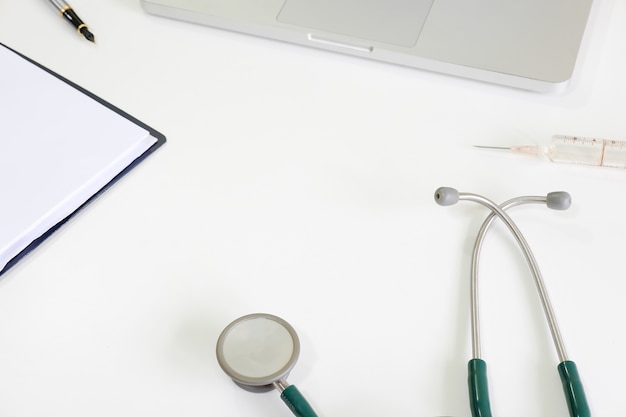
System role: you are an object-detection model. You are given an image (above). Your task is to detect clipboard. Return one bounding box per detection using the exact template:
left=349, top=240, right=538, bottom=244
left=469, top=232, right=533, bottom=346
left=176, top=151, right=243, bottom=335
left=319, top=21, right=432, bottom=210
left=0, top=43, right=166, bottom=276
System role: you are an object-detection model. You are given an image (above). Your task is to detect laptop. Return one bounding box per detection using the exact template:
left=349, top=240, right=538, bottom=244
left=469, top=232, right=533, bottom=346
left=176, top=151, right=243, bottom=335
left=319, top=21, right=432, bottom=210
left=141, top=0, right=594, bottom=92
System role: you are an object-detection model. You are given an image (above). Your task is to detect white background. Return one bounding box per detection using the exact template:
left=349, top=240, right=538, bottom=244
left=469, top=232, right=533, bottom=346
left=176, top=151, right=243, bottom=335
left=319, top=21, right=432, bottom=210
left=1, top=1, right=625, bottom=416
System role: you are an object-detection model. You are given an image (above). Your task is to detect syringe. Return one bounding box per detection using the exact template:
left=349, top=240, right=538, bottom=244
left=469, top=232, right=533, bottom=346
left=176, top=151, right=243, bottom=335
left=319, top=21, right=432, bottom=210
left=476, top=135, right=626, bottom=169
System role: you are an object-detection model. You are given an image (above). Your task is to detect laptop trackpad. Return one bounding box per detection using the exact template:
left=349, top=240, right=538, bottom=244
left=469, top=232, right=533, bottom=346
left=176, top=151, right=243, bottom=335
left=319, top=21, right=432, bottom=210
left=277, top=0, right=434, bottom=47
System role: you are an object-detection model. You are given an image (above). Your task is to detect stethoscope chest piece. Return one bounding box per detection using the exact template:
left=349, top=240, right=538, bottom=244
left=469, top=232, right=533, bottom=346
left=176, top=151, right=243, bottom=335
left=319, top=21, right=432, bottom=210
left=216, top=313, right=300, bottom=392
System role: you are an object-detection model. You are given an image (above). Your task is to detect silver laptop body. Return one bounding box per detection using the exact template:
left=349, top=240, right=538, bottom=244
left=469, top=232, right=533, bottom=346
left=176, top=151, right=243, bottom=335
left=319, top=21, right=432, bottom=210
left=141, top=0, right=594, bottom=92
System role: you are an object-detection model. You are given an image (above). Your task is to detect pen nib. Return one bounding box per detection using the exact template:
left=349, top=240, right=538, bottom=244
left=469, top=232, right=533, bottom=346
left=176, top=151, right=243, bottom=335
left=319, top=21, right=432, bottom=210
left=80, top=27, right=96, bottom=43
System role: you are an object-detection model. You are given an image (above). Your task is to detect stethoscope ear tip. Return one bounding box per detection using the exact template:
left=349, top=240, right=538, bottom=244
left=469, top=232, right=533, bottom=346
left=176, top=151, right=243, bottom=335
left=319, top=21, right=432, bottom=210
left=546, top=191, right=572, bottom=210
left=434, top=187, right=460, bottom=206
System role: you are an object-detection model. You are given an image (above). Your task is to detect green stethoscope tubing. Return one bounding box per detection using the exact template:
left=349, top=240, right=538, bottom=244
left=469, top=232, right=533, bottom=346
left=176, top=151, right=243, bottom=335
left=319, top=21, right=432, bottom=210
left=461, top=191, right=590, bottom=417
left=280, top=384, right=318, bottom=417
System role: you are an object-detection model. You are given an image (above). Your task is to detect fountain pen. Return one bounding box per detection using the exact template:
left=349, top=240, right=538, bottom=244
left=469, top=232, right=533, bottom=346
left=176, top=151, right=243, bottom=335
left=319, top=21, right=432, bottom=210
left=47, top=0, right=95, bottom=42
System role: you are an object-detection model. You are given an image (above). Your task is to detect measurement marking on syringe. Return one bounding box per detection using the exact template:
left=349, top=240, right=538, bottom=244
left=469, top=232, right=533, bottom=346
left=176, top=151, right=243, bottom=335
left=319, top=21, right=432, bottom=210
left=600, top=139, right=606, bottom=166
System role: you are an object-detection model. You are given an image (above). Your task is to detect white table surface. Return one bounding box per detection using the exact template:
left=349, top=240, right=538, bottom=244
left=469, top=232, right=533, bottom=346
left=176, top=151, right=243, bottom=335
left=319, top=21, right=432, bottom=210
left=1, top=1, right=625, bottom=416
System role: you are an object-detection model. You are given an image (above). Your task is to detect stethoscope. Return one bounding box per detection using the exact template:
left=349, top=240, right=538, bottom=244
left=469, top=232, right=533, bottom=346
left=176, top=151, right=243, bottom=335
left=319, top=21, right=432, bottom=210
left=434, top=187, right=590, bottom=417
left=215, top=187, right=590, bottom=417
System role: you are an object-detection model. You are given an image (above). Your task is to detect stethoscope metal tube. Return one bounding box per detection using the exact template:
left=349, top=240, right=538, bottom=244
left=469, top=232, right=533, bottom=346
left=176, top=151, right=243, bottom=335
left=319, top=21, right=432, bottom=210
left=470, top=195, right=550, bottom=359
left=435, top=187, right=590, bottom=417
left=468, top=192, right=570, bottom=362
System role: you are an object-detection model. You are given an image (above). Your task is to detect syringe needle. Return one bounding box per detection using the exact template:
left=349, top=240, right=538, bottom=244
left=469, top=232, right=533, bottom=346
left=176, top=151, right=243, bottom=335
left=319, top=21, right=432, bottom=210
left=473, top=145, right=509, bottom=150
left=474, top=144, right=542, bottom=156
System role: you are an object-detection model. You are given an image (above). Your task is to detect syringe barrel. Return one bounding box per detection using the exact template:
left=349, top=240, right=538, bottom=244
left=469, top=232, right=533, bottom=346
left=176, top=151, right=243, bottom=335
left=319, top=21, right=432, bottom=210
left=547, top=135, right=626, bottom=168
